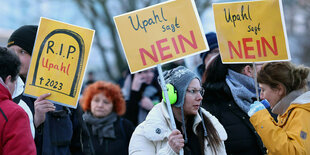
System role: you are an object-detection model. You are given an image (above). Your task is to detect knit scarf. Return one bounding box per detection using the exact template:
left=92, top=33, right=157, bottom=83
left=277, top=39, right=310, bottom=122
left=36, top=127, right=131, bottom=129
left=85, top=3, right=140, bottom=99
left=83, top=112, right=118, bottom=144
left=272, top=89, right=304, bottom=115
left=226, top=69, right=257, bottom=113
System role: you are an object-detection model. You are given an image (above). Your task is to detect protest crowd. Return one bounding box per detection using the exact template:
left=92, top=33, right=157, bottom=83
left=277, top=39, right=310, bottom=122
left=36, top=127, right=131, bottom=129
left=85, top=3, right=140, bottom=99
left=1, top=2, right=310, bottom=155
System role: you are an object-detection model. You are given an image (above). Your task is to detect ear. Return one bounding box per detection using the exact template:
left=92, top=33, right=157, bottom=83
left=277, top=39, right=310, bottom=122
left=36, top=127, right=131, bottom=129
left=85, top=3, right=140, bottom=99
left=276, top=84, right=286, bottom=97
left=4, top=75, right=12, bottom=85
left=243, top=65, right=253, bottom=77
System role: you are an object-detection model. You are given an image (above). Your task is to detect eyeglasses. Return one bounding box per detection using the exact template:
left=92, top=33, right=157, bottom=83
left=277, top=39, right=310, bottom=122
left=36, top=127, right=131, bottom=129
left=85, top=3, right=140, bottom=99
left=186, top=87, right=205, bottom=96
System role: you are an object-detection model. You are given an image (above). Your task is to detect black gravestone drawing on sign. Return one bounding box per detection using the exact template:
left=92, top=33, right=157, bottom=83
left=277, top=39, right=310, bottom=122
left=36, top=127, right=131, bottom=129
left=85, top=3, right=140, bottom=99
left=30, top=29, right=85, bottom=97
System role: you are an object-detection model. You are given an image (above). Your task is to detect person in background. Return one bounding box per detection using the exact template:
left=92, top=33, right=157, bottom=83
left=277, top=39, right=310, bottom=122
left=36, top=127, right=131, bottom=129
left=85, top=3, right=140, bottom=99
left=196, top=32, right=219, bottom=79
left=201, top=54, right=266, bottom=155
left=80, top=81, right=135, bottom=155
left=0, top=46, right=36, bottom=154
left=7, top=25, right=36, bottom=137
left=8, top=25, right=81, bottom=154
left=85, top=71, right=95, bottom=86
left=248, top=62, right=310, bottom=154
left=129, top=66, right=227, bottom=155
left=80, top=71, right=96, bottom=95
left=122, top=68, right=161, bottom=126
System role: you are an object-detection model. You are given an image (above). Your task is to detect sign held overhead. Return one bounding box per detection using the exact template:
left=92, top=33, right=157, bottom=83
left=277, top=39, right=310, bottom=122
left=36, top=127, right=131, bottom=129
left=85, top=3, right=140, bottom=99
left=114, top=0, right=208, bottom=73
left=24, top=17, right=95, bottom=108
left=213, top=0, right=290, bottom=63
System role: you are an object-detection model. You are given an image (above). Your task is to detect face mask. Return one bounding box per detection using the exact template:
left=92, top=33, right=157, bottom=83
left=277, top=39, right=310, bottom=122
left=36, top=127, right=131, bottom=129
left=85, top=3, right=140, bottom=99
left=12, top=76, right=24, bottom=98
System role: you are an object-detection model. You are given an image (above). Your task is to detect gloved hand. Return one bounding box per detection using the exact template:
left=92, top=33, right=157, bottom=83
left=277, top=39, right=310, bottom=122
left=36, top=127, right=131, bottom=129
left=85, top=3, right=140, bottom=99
left=248, top=101, right=266, bottom=117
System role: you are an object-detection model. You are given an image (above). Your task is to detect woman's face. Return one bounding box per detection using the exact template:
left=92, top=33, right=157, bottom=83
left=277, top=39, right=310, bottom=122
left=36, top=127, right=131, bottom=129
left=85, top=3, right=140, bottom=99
left=259, top=83, right=283, bottom=108
left=140, top=69, right=154, bottom=85
left=91, top=93, right=113, bottom=118
left=183, top=78, right=203, bottom=116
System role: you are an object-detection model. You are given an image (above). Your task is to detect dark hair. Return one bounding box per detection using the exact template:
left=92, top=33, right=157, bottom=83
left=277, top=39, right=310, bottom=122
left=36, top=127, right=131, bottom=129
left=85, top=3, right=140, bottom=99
left=202, top=54, right=251, bottom=84
left=197, top=114, right=222, bottom=155
left=184, top=114, right=221, bottom=155
left=202, top=55, right=227, bottom=84
left=227, top=63, right=252, bottom=74
left=258, top=62, right=310, bottom=94
left=0, top=47, right=21, bottom=82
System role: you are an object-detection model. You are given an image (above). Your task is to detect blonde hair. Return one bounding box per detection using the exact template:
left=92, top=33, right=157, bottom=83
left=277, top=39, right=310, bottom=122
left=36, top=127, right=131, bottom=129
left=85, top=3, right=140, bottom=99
left=258, top=62, right=310, bottom=94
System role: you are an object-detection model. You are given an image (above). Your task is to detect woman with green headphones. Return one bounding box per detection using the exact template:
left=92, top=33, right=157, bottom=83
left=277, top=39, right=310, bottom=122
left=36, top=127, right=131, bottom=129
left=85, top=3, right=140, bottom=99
left=129, top=66, right=227, bottom=155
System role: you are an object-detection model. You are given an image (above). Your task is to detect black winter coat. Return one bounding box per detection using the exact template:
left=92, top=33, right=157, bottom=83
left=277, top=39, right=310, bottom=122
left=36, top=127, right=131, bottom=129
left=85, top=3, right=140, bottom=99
left=20, top=95, right=82, bottom=155
left=202, top=82, right=266, bottom=155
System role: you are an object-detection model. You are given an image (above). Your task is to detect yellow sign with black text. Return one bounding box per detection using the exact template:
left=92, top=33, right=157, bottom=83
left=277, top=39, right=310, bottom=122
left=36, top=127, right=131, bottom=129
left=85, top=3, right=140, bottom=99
left=213, top=0, right=290, bottom=63
left=114, top=0, right=208, bottom=73
left=24, top=17, right=94, bottom=108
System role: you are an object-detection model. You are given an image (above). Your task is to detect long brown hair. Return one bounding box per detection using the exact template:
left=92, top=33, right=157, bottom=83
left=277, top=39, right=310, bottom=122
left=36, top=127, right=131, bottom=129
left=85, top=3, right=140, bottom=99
left=196, top=113, right=222, bottom=155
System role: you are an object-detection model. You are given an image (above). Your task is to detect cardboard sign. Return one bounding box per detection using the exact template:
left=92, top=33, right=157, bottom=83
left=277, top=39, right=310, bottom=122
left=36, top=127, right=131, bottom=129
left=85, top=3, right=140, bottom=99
left=114, top=0, right=208, bottom=73
left=213, top=0, right=290, bottom=63
left=24, top=17, right=95, bottom=108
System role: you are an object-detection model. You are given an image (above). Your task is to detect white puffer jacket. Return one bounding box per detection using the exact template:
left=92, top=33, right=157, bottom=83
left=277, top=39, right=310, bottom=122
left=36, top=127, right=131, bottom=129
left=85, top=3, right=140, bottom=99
left=129, top=102, right=227, bottom=155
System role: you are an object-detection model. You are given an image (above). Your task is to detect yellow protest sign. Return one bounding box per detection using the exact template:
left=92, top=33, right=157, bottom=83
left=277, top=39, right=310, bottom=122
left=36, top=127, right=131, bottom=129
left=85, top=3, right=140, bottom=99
left=24, top=17, right=95, bottom=108
left=114, top=0, right=208, bottom=73
left=213, top=0, right=290, bottom=63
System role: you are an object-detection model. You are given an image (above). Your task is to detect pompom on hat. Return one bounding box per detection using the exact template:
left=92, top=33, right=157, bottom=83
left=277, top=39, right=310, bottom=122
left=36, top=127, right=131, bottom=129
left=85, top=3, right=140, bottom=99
left=7, top=25, right=38, bottom=56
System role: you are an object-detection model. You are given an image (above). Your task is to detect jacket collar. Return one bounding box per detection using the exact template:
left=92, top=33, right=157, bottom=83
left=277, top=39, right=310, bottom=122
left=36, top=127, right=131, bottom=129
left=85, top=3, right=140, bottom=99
left=0, top=78, right=11, bottom=102
left=276, top=91, right=310, bottom=126
left=292, top=91, right=310, bottom=105
left=272, top=89, right=304, bottom=115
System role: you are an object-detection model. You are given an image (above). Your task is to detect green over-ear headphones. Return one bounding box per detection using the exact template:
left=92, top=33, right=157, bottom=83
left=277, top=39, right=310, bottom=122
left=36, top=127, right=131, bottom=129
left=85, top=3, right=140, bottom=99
left=162, top=83, right=177, bottom=104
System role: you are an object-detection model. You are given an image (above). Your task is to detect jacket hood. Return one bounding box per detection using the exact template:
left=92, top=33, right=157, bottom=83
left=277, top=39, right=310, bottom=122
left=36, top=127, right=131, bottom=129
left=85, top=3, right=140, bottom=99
left=276, top=91, right=310, bottom=127
left=289, top=91, right=310, bottom=112
left=292, top=91, right=310, bottom=105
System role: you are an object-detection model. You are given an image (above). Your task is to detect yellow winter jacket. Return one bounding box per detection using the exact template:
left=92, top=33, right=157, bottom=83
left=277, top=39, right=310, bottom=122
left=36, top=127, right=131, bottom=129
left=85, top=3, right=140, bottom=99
left=250, top=92, right=310, bottom=155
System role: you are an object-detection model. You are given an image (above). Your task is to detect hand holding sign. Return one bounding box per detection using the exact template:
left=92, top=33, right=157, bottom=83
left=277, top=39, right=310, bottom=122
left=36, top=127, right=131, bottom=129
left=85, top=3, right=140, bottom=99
left=34, top=93, right=55, bottom=127
left=213, top=0, right=290, bottom=103
left=115, top=1, right=207, bottom=154
left=114, top=0, right=208, bottom=73
left=168, top=129, right=185, bottom=154
left=24, top=17, right=95, bottom=108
